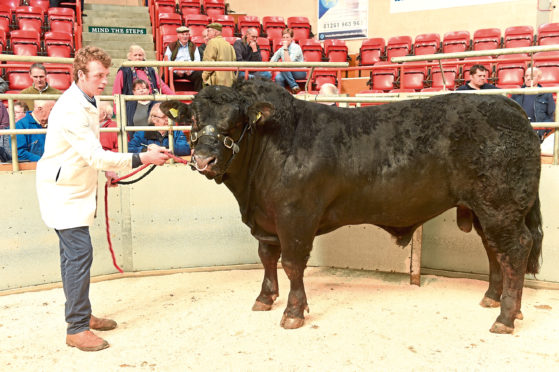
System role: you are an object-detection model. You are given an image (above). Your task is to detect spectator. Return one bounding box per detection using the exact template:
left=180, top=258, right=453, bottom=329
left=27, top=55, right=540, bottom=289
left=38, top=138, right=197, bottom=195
left=164, top=26, right=203, bottom=91
left=0, top=76, right=8, bottom=93
left=126, top=78, right=156, bottom=132
left=198, top=28, right=209, bottom=59
left=233, top=28, right=272, bottom=80
left=98, top=101, right=119, bottom=152
left=113, top=45, right=174, bottom=96
left=317, top=83, right=339, bottom=106
left=0, top=103, right=10, bottom=162
left=10, top=100, right=55, bottom=162
left=456, top=64, right=497, bottom=90
left=202, top=23, right=237, bottom=87
left=128, top=103, right=191, bottom=155
left=14, top=101, right=29, bottom=122
left=511, top=67, right=556, bottom=141
left=270, top=28, right=306, bottom=94
left=20, top=63, right=61, bottom=110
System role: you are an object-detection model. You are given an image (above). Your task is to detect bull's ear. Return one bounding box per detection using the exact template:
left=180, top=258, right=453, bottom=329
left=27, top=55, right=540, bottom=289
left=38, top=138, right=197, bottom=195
left=247, top=102, right=274, bottom=126
left=160, top=101, right=190, bottom=124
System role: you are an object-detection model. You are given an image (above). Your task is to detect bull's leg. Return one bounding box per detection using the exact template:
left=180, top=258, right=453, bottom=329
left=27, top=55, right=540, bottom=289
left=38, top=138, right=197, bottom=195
left=476, top=218, right=533, bottom=334
left=280, top=254, right=310, bottom=329
left=473, top=216, right=502, bottom=308
left=253, top=242, right=281, bottom=311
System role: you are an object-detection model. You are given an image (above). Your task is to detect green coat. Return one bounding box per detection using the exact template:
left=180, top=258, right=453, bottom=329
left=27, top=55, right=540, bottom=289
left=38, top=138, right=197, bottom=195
left=20, top=85, right=61, bottom=110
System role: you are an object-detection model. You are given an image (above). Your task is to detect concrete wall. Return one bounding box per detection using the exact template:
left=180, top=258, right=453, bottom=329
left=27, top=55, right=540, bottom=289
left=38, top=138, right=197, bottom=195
left=1, top=165, right=558, bottom=291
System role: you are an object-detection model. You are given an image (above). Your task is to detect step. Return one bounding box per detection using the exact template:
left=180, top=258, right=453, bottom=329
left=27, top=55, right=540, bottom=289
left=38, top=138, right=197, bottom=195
left=81, top=40, right=154, bottom=50
left=83, top=3, right=148, bottom=13
left=83, top=15, right=151, bottom=26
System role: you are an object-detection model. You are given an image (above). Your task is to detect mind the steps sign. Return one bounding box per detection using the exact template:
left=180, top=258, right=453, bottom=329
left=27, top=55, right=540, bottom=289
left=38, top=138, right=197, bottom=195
left=88, top=26, right=146, bottom=35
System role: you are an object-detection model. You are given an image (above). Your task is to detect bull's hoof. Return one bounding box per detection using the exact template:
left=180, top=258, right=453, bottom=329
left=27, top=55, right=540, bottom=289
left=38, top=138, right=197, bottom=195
left=280, top=314, right=305, bottom=329
left=480, top=296, right=500, bottom=308
left=516, top=311, right=524, bottom=320
left=252, top=301, right=273, bottom=311
left=490, top=321, right=514, bottom=334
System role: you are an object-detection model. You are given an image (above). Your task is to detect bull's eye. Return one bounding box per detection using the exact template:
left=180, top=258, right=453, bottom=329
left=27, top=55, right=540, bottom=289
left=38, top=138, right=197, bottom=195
left=190, top=131, right=198, bottom=143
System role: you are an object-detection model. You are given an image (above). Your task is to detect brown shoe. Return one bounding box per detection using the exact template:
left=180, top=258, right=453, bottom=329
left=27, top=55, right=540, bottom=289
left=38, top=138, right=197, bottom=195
left=90, top=315, right=117, bottom=331
left=66, top=330, right=109, bottom=352
left=291, top=86, right=301, bottom=94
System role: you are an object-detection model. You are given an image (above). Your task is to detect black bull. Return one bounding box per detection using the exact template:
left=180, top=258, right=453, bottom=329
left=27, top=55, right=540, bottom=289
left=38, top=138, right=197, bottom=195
left=161, top=79, right=543, bottom=334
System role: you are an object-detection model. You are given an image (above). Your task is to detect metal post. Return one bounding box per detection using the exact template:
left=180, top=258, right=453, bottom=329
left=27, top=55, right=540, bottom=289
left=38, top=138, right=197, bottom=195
left=8, top=99, right=19, bottom=172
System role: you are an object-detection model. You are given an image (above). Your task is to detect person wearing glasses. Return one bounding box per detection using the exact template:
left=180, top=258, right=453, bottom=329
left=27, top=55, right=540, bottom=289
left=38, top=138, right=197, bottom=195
left=128, top=103, right=191, bottom=155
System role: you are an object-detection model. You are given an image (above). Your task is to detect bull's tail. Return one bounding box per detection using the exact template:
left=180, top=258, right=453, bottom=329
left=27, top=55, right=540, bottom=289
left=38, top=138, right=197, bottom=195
left=526, top=193, right=543, bottom=274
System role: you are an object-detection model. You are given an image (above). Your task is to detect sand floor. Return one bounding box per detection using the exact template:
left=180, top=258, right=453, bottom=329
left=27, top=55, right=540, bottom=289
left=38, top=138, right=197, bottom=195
left=1, top=267, right=558, bottom=371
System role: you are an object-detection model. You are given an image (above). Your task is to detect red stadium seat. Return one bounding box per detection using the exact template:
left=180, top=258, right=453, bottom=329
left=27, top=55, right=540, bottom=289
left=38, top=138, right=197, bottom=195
left=262, top=16, right=285, bottom=40
left=256, top=37, right=271, bottom=61
left=299, top=38, right=323, bottom=62
left=46, top=64, right=72, bottom=91
left=496, top=54, right=526, bottom=87
left=0, top=0, right=21, bottom=9
left=431, top=65, right=458, bottom=90
left=159, top=11, right=181, bottom=27
left=370, top=62, right=397, bottom=91
left=421, top=87, right=446, bottom=92
left=399, top=62, right=427, bottom=91
left=190, top=34, right=203, bottom=46
left=48, top=7, right=75, bottom=35
left=0, top=6, right=11, bottom=33
left=473, top=28, right=501, bottom=50
left=356, top=90, right=385, bottom=107
left=534, top=51, right=559, bottom=86
left=0, top=29, right=5, bottom=53
left=390, top=89, right=415, bottom=93
left=212, top=14, right=234, bottom=37
left=15, top=6, right=44, bottom=34
left=154, top=0, right=177, bottom=16
left=503, top=25, right=533, bottom=48
left=386, top=35, right=412, bottom=62
left=313, top=70, right=337, bottom=90
left=44, top=31, right=73, bottom=58
left=413, top=33, right=440, bottom=56
left=203, top=0, right=224, bottom=19
left=28, top=0, right=49, bottom=12
left=5, top=63, right=33, bottom=91
left=238, top=15, right=260, bottom=36
left=179, top=0, right=201, bottom=16
left=537, top=22, right=559, bottom=45
left=358, top=38, right=385, bottom=66
left=10, top=29, right=40, bottom=55
left=442, top=30, right=470, bottom=53
left=184, top=13, right=209, bottom=37
left=224, top=36, right=239, bottom=45
left=287, top=16, right=311, bottom=41
left=324, top=39, right=348, bottom=62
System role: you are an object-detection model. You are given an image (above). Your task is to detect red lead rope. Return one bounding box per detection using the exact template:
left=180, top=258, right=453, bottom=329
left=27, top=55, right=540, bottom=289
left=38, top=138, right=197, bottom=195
left=104, top=152, right=190, bottom=273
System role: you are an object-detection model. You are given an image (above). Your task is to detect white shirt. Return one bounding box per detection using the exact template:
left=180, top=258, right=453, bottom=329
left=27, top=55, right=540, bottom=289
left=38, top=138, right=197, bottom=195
left=164, top=42, right=201, bottom=62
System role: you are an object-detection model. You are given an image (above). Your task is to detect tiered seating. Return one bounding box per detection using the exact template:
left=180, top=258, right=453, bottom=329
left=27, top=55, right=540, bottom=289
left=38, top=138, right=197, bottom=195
left=442, top=31, right=470, bottom=53
left=386, top=35, right=412, bottom=61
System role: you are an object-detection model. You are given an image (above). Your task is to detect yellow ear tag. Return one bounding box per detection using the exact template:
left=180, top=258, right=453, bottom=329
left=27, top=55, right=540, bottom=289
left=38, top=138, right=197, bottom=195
left=254, top=111, right=262, bottom=123
left=169, top=108, right=179, bottom=118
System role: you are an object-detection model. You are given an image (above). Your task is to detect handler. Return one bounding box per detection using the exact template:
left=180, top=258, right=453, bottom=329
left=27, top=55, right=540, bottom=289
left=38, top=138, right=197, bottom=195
left=36, top=46, right=170, bottom=352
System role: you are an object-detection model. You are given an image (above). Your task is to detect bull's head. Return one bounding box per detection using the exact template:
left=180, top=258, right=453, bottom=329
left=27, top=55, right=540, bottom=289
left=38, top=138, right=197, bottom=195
left=160, top=86, right=274, bottom=180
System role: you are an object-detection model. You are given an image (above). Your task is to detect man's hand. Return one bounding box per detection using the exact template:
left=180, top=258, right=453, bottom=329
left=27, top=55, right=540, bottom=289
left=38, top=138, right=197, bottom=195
left=140, top=146, right=170, bottom=165
left=249, top=40, right=258, bottom=52
left=105, top=171, right=119, bottom=187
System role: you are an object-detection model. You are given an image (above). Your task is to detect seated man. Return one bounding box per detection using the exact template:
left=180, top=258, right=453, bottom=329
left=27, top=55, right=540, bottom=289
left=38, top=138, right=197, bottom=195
left=511, top=67, right=556, bottom=141
left=233, top=28, right=272, bottom=80
left=0, top=103, right=10, bottom=162
left=128, top=103, right=190, bottom=156
left=164, top=26, right=203, bottom=91
left=98, top=101, right=119, bottom=152
left=20, top=63, right=61, bottom=110
left=11, top=100, right=55, bottom=162
left=456, top=64, right=497, bottom=90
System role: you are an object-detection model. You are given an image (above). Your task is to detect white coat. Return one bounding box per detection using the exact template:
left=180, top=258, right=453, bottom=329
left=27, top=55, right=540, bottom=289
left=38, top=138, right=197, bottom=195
left=36, top=83, right=133, bottom=229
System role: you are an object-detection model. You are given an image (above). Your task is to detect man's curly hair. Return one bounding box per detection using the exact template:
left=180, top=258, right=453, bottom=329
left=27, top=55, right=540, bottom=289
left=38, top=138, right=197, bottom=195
left=73, top=46, right=111, bottom=82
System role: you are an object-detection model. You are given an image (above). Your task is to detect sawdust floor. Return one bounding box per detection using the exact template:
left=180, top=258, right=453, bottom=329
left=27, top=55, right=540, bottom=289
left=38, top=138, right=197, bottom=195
left=1, top=267, right=558, bottom=371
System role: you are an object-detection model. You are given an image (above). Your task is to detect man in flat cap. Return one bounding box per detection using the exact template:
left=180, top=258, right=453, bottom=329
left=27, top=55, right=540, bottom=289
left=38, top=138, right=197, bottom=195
left=164, top=25, right=203, bottom=91
left=202, top=23, right=237, bottom=87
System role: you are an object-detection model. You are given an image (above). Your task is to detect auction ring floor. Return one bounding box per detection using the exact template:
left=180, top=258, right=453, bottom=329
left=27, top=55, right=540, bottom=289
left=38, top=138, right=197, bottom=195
left=1, top=267, right=558, bottom=371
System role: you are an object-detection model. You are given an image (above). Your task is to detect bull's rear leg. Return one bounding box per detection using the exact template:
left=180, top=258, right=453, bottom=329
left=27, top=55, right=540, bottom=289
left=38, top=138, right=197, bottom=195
left=253, top=242, right=281, bottom=311
left=473, top=216, right=502, bottom=308
left=477, top=220, right=533, bottom=334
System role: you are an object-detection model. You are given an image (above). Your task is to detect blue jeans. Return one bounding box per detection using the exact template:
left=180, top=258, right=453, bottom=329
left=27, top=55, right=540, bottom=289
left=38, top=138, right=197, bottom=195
left=238, top=71, right=272, bottom=80
left=275, top=71, right=307, bottom=89
left=56, top=226, right=94, bottom=335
